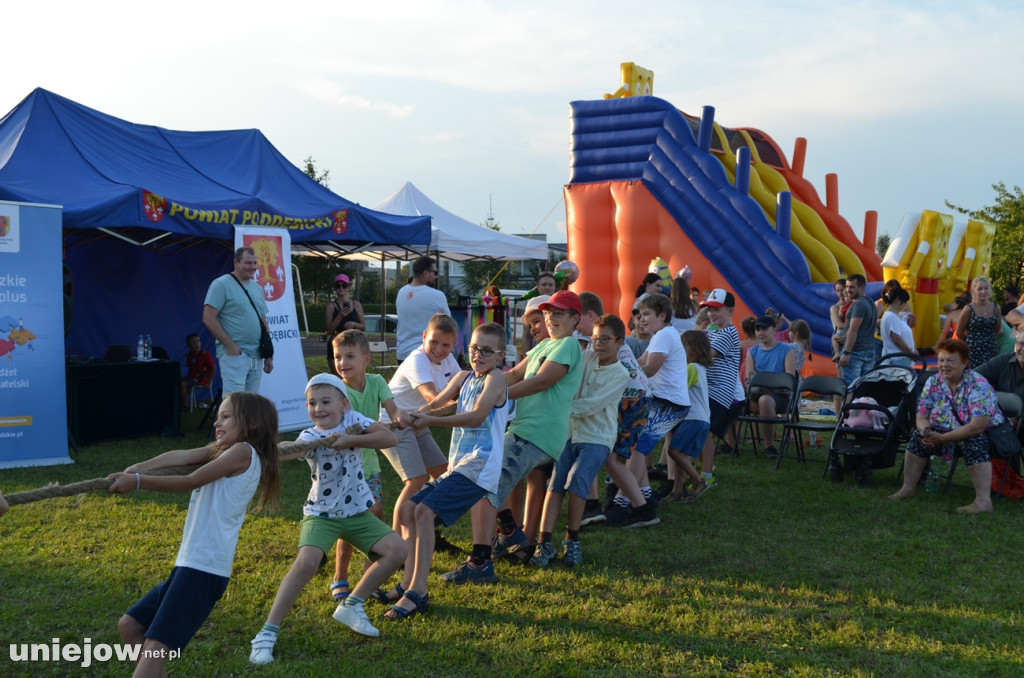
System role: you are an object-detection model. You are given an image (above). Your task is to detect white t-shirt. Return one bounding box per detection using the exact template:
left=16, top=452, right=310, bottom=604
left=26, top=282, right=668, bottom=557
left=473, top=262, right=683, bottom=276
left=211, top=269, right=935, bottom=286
left=385, top=346, right=460, bottom=416
left=684, top=363, right=710, bottom=424
left=644, top=325, right=690, bottom=407
left=395, top=284, right=451, bottom=360
left=881, top=310, right=915, bottom=358
left=671, top=317, right=696, bottom=333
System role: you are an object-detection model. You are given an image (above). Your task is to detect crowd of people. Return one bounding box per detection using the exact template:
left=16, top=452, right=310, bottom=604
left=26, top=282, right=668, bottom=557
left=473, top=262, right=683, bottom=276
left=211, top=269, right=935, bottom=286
left=9, top=250, right=1023, bottom=676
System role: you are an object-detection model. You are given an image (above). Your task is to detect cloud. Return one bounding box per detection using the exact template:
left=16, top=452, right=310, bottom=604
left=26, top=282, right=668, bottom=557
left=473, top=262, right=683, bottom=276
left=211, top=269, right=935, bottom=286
left=291, top=78, right=414, bottom=118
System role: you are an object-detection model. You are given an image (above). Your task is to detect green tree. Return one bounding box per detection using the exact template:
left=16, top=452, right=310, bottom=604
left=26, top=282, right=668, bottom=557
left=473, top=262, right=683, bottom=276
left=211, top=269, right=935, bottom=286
left=459, top=218, right=521, bottom=295
left=875, top=232, right=892, bottom=258
left=302, top=156, right=330, bottom=187
left=947, top=182, right=1024, bottom=293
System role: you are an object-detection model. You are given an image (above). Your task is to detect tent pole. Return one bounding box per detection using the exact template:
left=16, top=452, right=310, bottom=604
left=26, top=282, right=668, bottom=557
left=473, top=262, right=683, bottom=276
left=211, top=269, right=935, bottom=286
left=379, top=252, right=386, bottom=342
left=292, top=262, right=310, bottom=338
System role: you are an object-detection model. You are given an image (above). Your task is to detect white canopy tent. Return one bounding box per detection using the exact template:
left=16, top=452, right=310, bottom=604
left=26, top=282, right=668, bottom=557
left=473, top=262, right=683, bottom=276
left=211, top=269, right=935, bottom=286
left=344, top=181, right=550, bottom=262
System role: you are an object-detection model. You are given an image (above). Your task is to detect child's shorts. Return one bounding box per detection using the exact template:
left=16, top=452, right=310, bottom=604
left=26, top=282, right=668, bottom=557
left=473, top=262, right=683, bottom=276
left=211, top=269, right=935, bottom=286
left=382, top=427, right=447, bottom=481
left=669, top=420, right=710, bottom=458
left=614, top=396, right=650, bottom=460
left=126, top=566, right=229, bottom=654
left=709, top=399, right=743, bottom=439
left=411, top=472, right=487, bottom=527
left=488, top=433, right=552, bottom=508
left=299, top=513, right=393, bottom=564
left=549, top=441, right=610, bottom=498
left=635, top=397, right=690, bottom=456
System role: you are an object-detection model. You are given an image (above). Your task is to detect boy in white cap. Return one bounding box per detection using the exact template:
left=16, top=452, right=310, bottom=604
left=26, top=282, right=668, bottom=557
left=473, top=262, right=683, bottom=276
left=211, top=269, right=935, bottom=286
left=249, top=374, right=407, bottom=664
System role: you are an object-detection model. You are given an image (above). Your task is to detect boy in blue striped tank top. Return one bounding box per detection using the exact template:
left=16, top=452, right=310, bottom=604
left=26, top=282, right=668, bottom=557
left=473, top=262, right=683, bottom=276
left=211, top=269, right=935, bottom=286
left=383, top=323, right=510, bottom=619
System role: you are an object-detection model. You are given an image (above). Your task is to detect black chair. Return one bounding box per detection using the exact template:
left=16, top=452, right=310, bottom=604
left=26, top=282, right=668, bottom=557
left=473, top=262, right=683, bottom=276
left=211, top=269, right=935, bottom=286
left=102, top=344, right=134, bottom=362
left=777, top=375, right=847, bottom=470
left=198, top=388, right=223, bottom=437
left=943, top=391, right=1024, bottom=499
left=151, top=345, right=170, bottom=360
left=736, top=371, right=799, bottom=458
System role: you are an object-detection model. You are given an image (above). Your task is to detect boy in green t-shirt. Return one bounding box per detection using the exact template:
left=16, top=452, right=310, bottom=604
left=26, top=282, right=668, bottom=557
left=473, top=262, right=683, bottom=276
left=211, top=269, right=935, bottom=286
left=441, top=290, right=584, bottom=584
left=328, top=330, right=405, bottom=603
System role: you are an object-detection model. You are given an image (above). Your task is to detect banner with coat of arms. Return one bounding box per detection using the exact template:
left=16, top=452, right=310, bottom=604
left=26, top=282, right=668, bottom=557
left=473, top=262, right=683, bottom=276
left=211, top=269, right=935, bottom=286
left=234, top=227, right=309, bottom=431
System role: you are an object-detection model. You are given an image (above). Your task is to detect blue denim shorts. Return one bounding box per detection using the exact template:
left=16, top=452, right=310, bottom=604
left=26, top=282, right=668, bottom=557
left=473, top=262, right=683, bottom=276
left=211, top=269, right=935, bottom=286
left=548, top=441, right=610, bottom=498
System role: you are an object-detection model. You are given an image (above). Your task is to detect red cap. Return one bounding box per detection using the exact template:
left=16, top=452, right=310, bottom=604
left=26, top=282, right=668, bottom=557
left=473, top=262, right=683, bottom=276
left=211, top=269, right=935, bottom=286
left=538, top=290, right=582, bottom=315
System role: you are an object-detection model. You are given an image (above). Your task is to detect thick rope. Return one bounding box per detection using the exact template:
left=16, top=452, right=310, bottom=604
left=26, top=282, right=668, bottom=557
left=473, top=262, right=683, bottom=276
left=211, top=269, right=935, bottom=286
left=5, top=433, right=340, bottom=507
left=6, top=405, right=459, bottom=508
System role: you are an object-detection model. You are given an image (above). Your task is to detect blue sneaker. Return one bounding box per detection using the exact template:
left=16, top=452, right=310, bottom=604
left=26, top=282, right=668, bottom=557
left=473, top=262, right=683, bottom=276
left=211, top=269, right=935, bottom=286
left=440, top=558, right=499, bottom=585
left=491, top=527, right=531, bottom=559
left=529, top=541, right=557, bottom=567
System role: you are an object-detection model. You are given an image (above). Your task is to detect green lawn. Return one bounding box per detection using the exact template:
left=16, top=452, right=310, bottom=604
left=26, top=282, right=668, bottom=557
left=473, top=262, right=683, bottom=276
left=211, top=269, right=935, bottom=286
left=2, top=394, right=1023, bottom=676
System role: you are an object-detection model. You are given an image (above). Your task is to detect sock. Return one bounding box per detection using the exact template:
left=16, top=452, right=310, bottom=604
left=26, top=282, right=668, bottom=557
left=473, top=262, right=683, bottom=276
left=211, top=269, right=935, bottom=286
left=496, top=509, right=517, bottom=534
left=613, top=494, right=630, bottom=508
left=640, top=485, right=652, bottom=499
left=702, top=471, right=714, bottom=483
left=471, top=543, right=491, bottom=565
left=539, top=531, right=552, bottom=544
left=260, top=622, right=280, bottom=637
left=343, top=595, right=365, bottom=608
left=567, top=529, right=579, bottom=542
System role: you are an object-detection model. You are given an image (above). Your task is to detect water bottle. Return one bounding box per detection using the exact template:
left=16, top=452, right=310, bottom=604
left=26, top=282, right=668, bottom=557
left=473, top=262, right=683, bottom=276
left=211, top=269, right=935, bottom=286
left=145, top=334, right=152, bottom=360
left=137, top=334, right=145, bottom=361
left=925, top=455, right=940, bottom=493
left=809, top=432, right=820, bottom=448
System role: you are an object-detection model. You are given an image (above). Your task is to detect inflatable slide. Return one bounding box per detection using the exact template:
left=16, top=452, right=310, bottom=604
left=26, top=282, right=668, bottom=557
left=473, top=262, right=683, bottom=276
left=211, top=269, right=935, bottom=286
left=565, top=95, right=880, bottom=365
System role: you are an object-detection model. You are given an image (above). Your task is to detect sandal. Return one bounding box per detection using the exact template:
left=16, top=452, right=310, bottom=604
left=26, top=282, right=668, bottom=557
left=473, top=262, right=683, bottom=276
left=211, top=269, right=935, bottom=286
left=370, top=583, right=404, bottom=604
left=383, top=590, right=430, bottom=621
left=330, top=580, right=350, bottom=603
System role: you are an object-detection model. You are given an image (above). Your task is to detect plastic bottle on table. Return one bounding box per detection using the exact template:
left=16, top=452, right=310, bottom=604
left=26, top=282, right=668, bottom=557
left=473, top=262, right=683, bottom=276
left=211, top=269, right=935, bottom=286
left=137, top=334, right=145, bottom=361
left=145, top=334, right=152, bottom=360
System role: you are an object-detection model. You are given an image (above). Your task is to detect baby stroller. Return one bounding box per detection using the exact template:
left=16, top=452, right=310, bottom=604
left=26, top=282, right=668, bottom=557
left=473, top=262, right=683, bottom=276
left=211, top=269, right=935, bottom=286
left=825, top=354, right=923, bottom=486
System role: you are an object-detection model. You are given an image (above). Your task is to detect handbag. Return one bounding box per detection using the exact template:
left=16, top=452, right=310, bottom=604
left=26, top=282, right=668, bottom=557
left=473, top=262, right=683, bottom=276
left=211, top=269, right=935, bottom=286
left=987, top=420, right=1020, bottom=459
left=230, top=274, right=274, bottom=359
left=949, top=397, right=1019, bottom=459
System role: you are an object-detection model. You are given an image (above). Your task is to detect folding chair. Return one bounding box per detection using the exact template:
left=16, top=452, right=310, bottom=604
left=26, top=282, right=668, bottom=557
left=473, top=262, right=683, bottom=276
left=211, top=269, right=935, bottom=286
left=367, top=341, right=399, bottom=377
left=736, top=371, right=798, bottom=458
left=188, top=364, right=218, bottom=412
left=777, top=375, right=847, bottom=470
left=197, top=388, right=223, bottom=437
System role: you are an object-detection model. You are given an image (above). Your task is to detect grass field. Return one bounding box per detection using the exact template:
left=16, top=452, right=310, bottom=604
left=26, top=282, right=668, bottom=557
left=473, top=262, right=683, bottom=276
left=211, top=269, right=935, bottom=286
left=2, top=365, right=1023, bottom=676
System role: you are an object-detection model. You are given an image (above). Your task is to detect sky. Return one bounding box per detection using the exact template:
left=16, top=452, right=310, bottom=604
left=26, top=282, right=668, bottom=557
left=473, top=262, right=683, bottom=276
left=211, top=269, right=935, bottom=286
left=4, top=1, right=1023, bottom=247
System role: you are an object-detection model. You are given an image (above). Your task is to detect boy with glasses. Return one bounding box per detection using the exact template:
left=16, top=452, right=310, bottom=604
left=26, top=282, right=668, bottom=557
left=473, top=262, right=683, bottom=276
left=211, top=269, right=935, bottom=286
left=441, top=290, right=584, bottom=583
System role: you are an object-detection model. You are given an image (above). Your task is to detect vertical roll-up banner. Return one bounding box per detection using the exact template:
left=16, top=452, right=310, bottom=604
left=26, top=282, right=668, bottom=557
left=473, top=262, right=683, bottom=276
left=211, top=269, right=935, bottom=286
left=234, top=227, right=309, bottom=431
left=0, top=201, right=72, bottom=468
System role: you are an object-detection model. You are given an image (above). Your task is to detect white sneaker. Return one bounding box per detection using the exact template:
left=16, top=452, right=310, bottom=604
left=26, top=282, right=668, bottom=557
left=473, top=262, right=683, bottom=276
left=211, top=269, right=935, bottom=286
left=249, top=630, right=277, bottom=665
left=333, top=602, right=380, bottom=638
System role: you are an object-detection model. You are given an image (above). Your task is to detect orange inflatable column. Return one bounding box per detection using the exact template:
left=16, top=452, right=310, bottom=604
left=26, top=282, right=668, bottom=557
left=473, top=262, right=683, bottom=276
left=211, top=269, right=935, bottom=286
left=566, top=182, right=619, bottom=311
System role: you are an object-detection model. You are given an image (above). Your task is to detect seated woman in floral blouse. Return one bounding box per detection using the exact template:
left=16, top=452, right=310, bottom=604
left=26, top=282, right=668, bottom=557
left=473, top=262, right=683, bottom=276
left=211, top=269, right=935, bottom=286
left=890, top=339, right=1005, bottom=513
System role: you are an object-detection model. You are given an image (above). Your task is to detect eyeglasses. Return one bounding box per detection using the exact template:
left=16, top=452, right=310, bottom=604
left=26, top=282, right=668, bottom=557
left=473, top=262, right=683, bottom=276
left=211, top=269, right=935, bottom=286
left=591, top=336, right=619, bottom=345
left=334, top=282, right=349, bottom=289
left=468, top=345, right=499, bottom=358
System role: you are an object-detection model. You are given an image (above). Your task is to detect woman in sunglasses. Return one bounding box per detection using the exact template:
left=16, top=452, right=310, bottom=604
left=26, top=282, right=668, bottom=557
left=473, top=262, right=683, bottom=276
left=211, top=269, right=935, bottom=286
left=326, top=273, right=365, bottom=376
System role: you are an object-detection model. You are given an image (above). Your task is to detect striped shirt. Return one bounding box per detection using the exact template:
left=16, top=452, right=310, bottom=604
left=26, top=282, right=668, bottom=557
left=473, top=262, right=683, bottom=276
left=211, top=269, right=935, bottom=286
left=707, top=324, right=743, bottom=407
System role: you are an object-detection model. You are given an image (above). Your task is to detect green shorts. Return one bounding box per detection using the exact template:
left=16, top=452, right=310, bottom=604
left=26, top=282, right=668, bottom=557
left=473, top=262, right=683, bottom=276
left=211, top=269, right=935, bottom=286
left=298, top=512, right=394, bottom=563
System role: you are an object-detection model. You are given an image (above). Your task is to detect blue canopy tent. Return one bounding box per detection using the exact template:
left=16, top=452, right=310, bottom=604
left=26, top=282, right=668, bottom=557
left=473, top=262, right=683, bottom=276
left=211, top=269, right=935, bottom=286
left=0, top=88, right=431, bottom=360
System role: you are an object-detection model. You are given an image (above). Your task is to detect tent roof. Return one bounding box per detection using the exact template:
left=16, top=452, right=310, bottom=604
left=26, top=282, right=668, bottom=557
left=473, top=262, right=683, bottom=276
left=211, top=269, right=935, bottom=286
left=346, top=181, right=549, bottom=262
left=0, top=88, right=430, bottom=250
